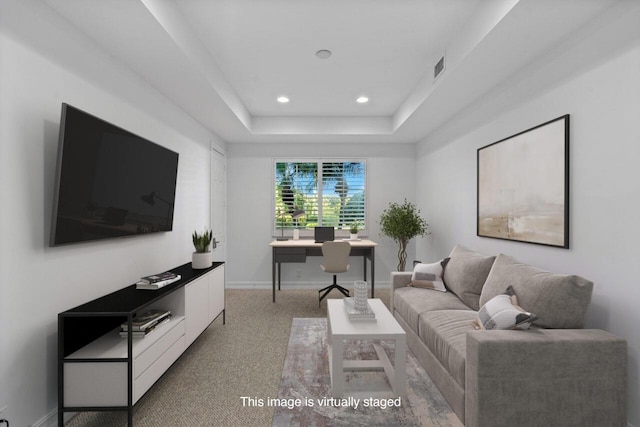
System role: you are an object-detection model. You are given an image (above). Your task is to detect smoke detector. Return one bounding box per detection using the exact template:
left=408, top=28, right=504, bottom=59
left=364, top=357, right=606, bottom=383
left=316, top=49, right=332, bottom=59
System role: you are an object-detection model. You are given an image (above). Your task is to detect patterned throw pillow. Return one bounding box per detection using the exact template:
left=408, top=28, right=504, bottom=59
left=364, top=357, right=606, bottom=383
left=409, top=258, right=450, bottom=292
left=472, top=285, right=537, bottom=330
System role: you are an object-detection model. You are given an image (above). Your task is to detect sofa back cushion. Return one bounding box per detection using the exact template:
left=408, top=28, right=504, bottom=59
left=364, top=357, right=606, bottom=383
left=479, top=254, right=593, bottom=328
left=443, top=245, right=496, bottom=310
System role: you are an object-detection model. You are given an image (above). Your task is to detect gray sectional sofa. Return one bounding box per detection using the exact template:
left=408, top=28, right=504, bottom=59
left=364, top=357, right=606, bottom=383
left=390, top=245, right=627, bottom=427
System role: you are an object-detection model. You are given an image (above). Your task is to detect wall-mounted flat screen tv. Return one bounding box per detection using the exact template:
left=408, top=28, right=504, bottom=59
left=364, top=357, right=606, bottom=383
left=50, top=103, right=179, bottom=246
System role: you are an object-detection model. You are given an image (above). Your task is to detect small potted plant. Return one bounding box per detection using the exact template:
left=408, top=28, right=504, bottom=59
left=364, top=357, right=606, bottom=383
left=379, top=199, right=429, bottom=271
left=192, top=229, right=213, bottom=269
left=348, top=222, right=360, bottom=240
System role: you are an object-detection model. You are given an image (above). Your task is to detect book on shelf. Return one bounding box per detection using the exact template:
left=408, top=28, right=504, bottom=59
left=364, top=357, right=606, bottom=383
left=343, top=297, right=376, bottom=320
left=139, top=271, right=178, bottom=284
left=121, top=309, right=171, bottom=332
left=119, top=317, right=170, bottom=338
left=136, top=275, right=181, bottom=290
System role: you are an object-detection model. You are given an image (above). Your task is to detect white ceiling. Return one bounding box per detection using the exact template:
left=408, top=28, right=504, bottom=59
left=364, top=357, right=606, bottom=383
left=177, top=0, right=479, bottom=117
left=42, top=0, right=625, bottom=144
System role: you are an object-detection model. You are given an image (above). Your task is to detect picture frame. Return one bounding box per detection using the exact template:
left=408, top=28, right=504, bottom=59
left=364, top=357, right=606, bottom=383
left=477, top=115, right=569, bottom=248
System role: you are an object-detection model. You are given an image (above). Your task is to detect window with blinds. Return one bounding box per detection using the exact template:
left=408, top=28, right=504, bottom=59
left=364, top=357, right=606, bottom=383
left=274, top=160, right=366, bottom=236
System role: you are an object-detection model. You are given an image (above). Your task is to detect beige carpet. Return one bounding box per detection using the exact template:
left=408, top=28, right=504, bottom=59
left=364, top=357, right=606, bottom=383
left=66, top=289, right=393, bottom=427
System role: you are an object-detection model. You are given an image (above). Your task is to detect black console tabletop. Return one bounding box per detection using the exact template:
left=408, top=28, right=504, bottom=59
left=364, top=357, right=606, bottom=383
left=62, top=261, right=224, bottom=316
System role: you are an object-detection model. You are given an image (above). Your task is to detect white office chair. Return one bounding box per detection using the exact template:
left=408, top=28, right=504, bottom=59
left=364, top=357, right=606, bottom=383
left=319, top=241, right=351, bottom=305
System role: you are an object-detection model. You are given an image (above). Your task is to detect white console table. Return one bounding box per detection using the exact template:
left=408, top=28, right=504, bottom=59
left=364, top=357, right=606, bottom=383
left=57, top=261, right=225, bottom=426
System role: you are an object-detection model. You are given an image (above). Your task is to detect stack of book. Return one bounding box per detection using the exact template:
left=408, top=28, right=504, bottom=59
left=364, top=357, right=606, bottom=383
left=119, top=309, right=172, bottom=338
left=136, top=271, right=181, bottom=290
left=343, top=297, right=376, bottom=321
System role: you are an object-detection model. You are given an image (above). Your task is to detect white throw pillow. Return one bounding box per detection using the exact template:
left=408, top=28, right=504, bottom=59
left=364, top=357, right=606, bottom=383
left=473, top=285, right=537, bottom=330
left=409, top=258, right=449, bottom=292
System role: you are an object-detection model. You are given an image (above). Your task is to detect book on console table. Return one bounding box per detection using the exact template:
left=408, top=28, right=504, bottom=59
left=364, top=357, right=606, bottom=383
left=119, top=316, right=171, bottom=338
left=136, top=274, right=181, bottom=290
left=139, top=271, right=178, bottom=284
left=343, top=297, right=376, bottom=321
left=121, top=309, right=172, bottom=332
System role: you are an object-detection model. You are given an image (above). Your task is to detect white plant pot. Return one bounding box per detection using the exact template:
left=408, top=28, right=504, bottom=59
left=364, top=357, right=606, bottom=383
left=192, top=251, right=212, bottom=269
left=350, top=233, right=358, bottom=240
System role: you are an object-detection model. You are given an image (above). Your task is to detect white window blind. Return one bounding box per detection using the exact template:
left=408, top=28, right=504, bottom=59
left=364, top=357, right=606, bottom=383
left=320, top=162, right=366, bottom=228
left=274, top=160, right=366, bottom=236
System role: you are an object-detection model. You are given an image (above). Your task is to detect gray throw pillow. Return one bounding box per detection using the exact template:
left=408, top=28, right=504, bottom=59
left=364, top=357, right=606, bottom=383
left=479, top=254, right=593, bottom=329
left=442, top=245, right=496, bottom=310
left=409, top=258, right=449, bottom=292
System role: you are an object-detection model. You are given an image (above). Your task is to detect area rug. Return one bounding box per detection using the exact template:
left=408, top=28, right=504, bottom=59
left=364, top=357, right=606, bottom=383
left=272, top=318, right=462, bottom=427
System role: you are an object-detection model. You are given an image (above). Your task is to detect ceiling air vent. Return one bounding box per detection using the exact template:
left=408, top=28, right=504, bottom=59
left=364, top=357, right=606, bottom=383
left=434, top=55, right=445, bottom=79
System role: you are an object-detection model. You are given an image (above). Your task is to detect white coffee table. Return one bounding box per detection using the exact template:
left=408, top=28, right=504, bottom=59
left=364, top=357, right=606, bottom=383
left=326, top=298, right=406, bottom=397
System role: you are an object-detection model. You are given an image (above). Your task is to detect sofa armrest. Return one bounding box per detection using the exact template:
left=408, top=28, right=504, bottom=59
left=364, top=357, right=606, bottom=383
left=389, top=272, right=412, bottom=313
left=465, top=329, right=627, bottom=427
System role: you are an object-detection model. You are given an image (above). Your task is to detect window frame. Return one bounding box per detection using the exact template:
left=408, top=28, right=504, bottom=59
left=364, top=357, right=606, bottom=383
left=272, top=158, right=368, bottom=239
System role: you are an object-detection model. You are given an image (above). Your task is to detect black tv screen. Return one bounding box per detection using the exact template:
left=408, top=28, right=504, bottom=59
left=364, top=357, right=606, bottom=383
left=50, top=103, right=179, bottom=246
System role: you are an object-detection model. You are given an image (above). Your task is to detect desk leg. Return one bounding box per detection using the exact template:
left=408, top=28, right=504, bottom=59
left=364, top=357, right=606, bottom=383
left=371, top=247, right=375, bottom=298
left=278, top=262, right=281, bottom=291
left=362, top=249, right=375, bottom=298
left=363, top=254, right=367, bottom=282
left=272, top=248, right=276, bottom=303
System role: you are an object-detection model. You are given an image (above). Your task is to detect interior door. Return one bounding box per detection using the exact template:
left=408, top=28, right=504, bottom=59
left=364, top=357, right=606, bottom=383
left=211, top=147, right=226, bottom=260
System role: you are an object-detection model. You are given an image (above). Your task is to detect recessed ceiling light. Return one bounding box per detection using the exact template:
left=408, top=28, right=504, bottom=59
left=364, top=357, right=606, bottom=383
left=316, top=49, right=332, bottom=59
left=277, top=96, right=290, bottom=103
left=356, top=96, right=369, bottom=104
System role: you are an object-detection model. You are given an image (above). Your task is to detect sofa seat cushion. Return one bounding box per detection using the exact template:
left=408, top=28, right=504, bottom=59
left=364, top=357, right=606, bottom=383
left=479, top=254, right=593, bottom=329
left=394, top=287, right=473, bottom=332
left=418, top=310, right=477, bottom=389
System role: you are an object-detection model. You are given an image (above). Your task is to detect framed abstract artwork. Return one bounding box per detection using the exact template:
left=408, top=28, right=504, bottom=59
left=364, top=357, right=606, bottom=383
left=477, top=115, right=569, bottom=248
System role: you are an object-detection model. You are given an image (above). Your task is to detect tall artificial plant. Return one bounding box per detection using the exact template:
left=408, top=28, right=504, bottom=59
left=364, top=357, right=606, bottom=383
left=379, top=199, right=429, bottom=271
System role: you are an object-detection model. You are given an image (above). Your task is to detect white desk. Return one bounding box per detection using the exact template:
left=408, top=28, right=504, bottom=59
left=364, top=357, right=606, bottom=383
left=269, top=239, right=378, bottom=303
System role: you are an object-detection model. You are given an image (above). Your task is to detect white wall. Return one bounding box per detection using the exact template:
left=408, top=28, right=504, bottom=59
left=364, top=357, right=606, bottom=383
left=0, top=3, right=223, bottom=425
left=415, top=17, right=640, bottom=426
left=226, top=143, right=417, bottom=290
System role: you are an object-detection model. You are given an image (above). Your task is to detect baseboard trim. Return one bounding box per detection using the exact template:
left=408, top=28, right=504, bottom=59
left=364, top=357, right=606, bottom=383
left=32, top=408, right=56, bottom=427
left=34, top=409, right=76, bottom=427
left=226, top=281, right=390, bottom=290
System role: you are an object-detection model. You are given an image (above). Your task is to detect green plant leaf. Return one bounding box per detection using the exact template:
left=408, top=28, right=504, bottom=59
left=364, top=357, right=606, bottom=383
left=378, top=199, right=430, bottom=270
left=192, top=229, right=213, bottom=253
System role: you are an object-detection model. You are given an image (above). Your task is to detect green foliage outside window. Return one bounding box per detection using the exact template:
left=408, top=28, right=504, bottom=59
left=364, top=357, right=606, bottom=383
left=274, top=161, right=366, bottom=233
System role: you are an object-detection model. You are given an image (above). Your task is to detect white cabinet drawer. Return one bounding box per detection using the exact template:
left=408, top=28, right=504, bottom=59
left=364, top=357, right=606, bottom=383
left=64, top=362, right=128, bottom=407
left=134, top=317, right=185, bottom=379
left=134, top=335, right=186, bottom=403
